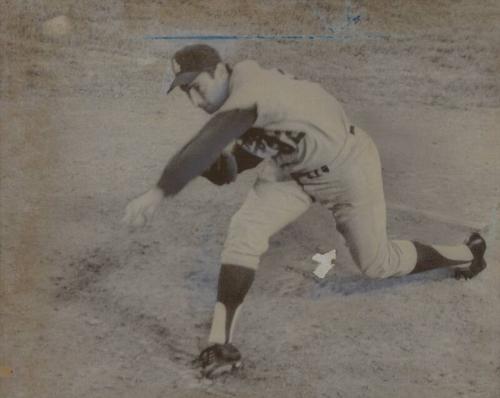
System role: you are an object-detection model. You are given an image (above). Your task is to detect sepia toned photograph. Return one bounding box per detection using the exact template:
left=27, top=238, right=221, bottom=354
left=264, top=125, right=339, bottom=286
left=1, top=1, right=499, bottom=397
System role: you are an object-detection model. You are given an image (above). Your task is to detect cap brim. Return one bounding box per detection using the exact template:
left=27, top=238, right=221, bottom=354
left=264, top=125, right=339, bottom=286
left=166, top=71, right=200, bottom=94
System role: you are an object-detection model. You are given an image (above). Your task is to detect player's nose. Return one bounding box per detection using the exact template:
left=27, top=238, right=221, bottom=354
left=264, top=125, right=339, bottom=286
left=188, top=88, right=204, bottom=107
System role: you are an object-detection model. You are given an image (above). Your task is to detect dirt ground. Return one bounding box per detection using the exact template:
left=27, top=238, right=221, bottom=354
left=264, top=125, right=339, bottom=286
left=1, top=1, right=499, bottom=397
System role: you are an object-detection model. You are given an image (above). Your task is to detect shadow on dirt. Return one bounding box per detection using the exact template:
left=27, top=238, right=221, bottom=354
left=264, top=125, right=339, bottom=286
left=308, top=268, right=452, bottom=298
left=54, top=246, right=121, bottom=301
left=53, top=243, right=198, bottom=365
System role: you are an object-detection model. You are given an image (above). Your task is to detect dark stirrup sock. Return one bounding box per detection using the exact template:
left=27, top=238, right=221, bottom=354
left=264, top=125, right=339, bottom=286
left=208, top=264, right=255, bottom=344
left=410, top=241, right=473, bottom=274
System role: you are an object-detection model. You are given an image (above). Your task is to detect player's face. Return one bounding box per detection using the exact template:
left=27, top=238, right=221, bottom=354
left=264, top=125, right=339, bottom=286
left=180, top=63, right=229, bottom=114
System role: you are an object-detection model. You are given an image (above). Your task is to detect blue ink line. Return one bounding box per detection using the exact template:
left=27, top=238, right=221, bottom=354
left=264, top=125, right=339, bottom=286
left=145, top=33, right=388, bottom=41
left=146, top=34, right=342, bottom=41
left=146, top=1, right=389, bottom=43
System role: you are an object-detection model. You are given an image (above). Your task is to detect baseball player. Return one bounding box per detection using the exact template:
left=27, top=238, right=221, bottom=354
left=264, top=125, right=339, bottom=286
left=123, top=44, right=487, bottom=378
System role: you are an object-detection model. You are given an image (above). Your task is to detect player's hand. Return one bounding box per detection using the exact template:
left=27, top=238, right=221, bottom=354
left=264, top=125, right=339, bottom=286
left=122, top=187, right=164, bottom=228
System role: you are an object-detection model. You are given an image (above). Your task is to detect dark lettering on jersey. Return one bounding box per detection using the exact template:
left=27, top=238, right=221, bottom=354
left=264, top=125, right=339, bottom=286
left=277, top=142, right=295, bottom=154
left=239, top=128, right=306, bottom=158
left=284, top=131, right=306, bottom=145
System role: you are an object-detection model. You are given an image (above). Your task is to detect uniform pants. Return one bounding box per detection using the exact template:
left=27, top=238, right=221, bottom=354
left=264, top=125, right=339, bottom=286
left=221, top=128, right=418, bottom=278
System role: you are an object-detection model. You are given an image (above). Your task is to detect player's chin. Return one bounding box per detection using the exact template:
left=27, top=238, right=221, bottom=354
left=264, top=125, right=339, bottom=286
left=199, top=103, right=219, bottom=114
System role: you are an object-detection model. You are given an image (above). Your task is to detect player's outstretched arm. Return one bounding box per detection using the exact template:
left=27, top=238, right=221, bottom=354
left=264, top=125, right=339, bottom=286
left=122, top=186, right=164, bottom=228
left=157, top=106, right=257, bottom=196
left=122, top=106, right=257, bottom=228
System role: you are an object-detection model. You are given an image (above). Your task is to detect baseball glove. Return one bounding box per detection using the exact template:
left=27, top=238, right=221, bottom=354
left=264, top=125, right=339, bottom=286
left=202, top=151, right=238, bottom=185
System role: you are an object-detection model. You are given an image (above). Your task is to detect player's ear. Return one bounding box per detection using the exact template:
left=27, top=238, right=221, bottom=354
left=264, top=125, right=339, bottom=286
left=214, top=62, right=229, bottom=81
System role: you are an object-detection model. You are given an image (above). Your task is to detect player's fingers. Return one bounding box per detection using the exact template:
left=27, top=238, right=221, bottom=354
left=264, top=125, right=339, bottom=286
left=130, top=213, right=146, bottom=228
left=122, top=202, right=136, bottom=223
left=122, top=208, right=133, bottom=224
left=122, top=211, right=132, bottom=225
left=122, top=201, right=141, bottom=226
left=144, top=204, right=156, bottom=220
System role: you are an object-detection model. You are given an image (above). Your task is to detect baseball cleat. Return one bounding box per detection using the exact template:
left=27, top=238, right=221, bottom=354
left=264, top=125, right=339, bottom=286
left=195, top=343, right=242, bottom=378
left=454, top=232, right=487, bottom=280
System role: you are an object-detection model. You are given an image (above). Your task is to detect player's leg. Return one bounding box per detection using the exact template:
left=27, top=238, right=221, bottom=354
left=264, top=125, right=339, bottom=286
left=210, top=178, right=312, bottom=344
left=199, top=177, right=312, bottom=377
left=411, top=233, right=486, bottom=279
left=333, top=200, right=414, bottom=278
left=334, top=201, right=485, bottom=279
left=197, top=263, right=254, bottom=378
left=332, top=130, right=486, bottom=279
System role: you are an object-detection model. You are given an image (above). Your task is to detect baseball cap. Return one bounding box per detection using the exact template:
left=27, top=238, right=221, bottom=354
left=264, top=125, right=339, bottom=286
left=167, top=44, right=222, bottom=94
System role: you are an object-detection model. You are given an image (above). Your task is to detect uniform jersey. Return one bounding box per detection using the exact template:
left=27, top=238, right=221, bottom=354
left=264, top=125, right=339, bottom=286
left=218, top=60, right=352, bottom=174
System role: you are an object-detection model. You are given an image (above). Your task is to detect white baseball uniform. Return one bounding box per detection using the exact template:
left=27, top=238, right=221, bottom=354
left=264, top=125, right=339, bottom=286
left=217, top=60, right=418, bottom=278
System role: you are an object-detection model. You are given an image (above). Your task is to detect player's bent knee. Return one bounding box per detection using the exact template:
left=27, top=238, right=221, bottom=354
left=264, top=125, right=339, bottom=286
left=220, top=249, right=260, bottom=271
left=220, top=234, right=268, bottom=270
left=356, top=258, right=393, bottom=279
left=355, top=241, right=416, bottom=279
left=221, top=210, right=273, bottom=271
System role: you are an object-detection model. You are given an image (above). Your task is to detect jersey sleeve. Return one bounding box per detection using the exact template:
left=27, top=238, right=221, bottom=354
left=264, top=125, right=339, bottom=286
left=217, top=61, right=285, bottom=127
left=217, top=82, right=258, bottom=115
left=156, top=107, right=257, bottom=196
